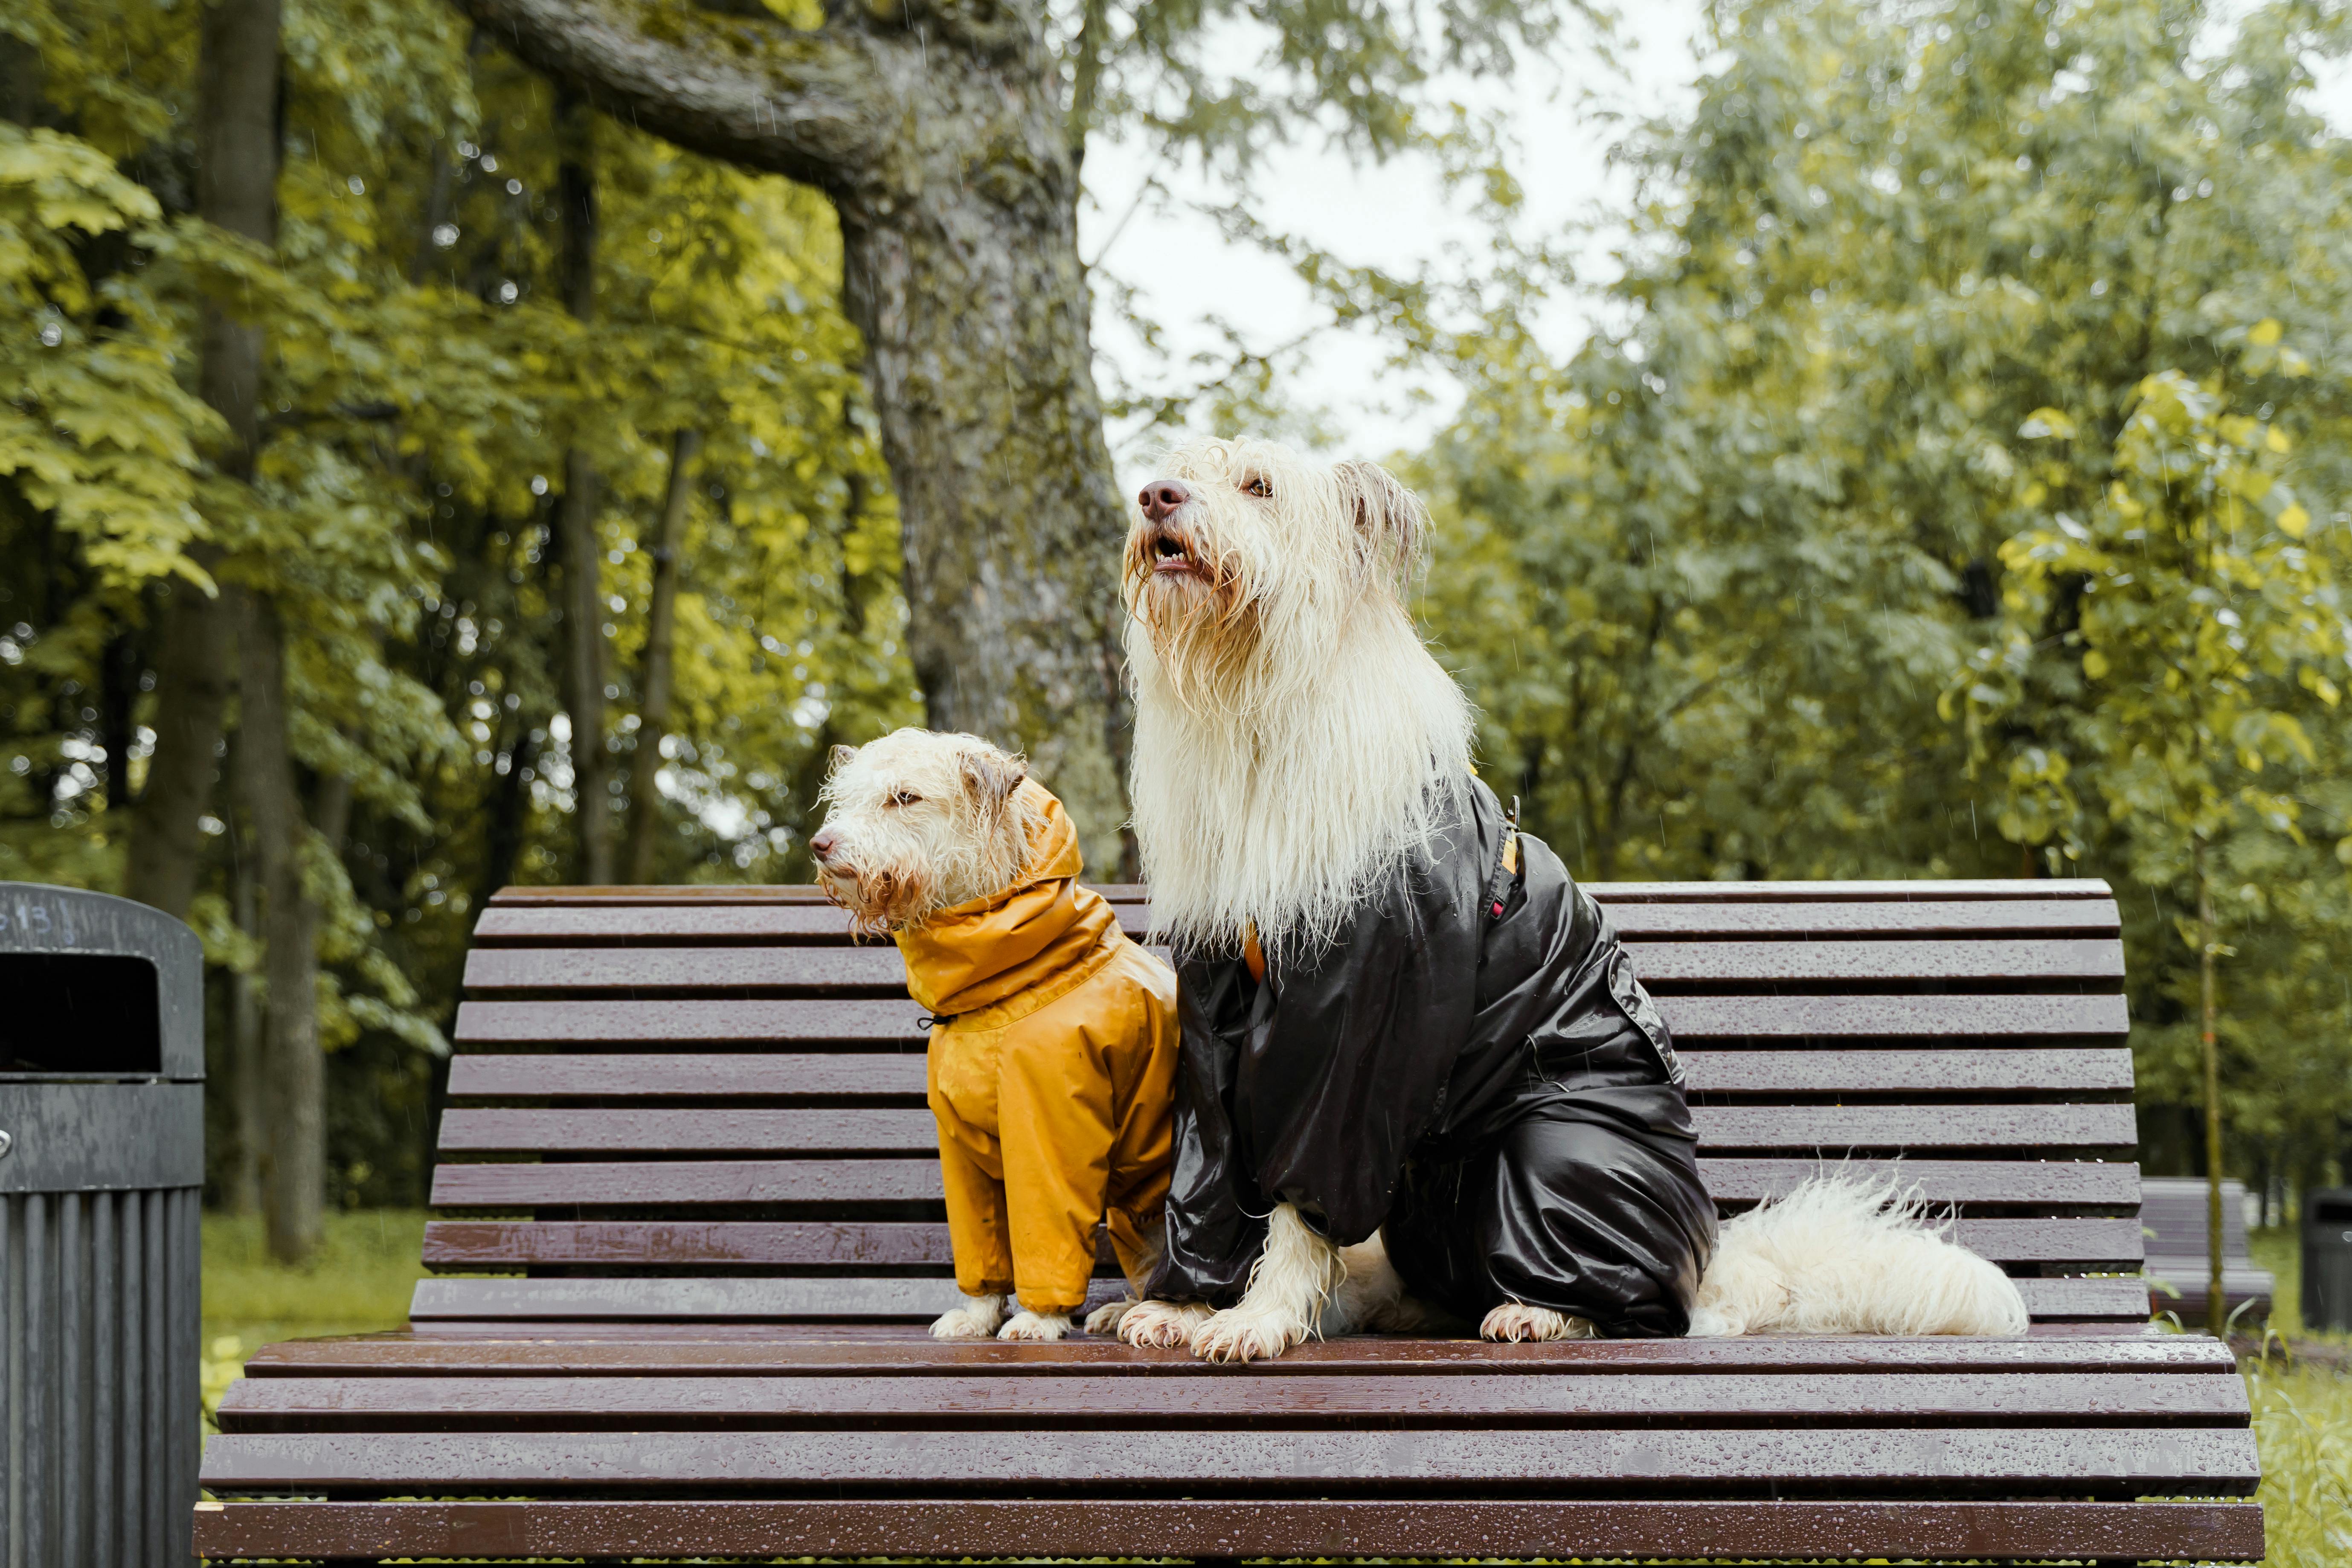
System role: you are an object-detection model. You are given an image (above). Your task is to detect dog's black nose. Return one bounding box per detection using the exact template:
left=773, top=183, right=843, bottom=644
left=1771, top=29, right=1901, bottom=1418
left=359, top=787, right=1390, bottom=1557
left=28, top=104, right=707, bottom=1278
left=1138, top=479, right=1190, bottom=522
left=810, top=828, right=839, bottom=862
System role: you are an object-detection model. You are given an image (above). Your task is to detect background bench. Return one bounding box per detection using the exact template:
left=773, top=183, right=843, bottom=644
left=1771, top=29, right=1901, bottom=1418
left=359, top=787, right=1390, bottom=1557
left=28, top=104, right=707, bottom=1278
left=195, top=877, right=2263, bottom=1564
left=2140, top=1176, right=2276, bottom=1327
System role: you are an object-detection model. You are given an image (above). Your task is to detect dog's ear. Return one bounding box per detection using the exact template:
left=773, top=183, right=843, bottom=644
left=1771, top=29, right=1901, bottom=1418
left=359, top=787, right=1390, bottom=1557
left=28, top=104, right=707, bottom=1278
left=1334, top=459, right=1429, bottom=577
left=827, top=743, right=857, bottom=775
left=958, top=747, right=1028, bottom=810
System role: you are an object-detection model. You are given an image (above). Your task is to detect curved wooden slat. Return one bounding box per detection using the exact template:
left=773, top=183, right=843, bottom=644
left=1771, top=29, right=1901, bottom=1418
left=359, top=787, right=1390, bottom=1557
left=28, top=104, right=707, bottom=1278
left=1623, top=938, right=2124, bottom=984
left=401, top=1274, right=2144, bottom=1324
left=465, top=946, right=915, bottom=996
left=1679, top=1048, right=2134, bottom=1095
left=434, top=1102, right=2136, bottom=1156
left=189, top=1497, right=2266, bottom=1562
left=1588, top=879, right=2115, bottom=903
left=1661, top=993, right=2130, bottom=1040
left=462, top=939, right=2123, bottom=996
left=233, top=1329, right=2244, bottom=1378
left=213, top=1369, right=2245, bottom=1432
left=429, top=1157, right=942, bottom=1208
left=447, top=1052, right=929, bottom=1100
left=407, top=1275, right=969, bottom=1321
left=418, top=1216, right=2141, bottom=1270
left=450, top=992, right=2134, bottom=1046
left=487, top=884, right=1150, bottom=907
left=1603, top=899, right=2120, bottom=938
left=444, top=1048, right=2136, bottom=1101
left=197, top=1423, right=2255, bottom=1495
left=428, top=1156, right=2146, bottom=1211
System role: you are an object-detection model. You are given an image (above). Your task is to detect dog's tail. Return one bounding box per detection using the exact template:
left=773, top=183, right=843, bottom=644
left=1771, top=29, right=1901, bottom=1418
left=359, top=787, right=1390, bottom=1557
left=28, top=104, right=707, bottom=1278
left=1688, top=1173, right=2029, bottom=1338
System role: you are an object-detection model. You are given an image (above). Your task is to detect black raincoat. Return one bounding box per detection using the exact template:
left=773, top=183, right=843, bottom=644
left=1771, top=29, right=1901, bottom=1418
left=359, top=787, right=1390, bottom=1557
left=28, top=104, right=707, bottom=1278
left=1147, top=779, right=1718, bottom=1337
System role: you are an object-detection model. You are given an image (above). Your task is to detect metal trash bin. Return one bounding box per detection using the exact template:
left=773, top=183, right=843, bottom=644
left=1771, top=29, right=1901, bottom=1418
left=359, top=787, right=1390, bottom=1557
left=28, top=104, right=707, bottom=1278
left=2306, top=1187, right=2352, bottom=1335
left=0, top=883, right=202, bottom=1565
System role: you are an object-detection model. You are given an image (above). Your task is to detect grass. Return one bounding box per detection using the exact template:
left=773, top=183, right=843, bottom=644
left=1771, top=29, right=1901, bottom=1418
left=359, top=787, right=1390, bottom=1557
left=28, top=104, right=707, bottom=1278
left=196, top=1208, right=2352, bottom=1567
left=200, top=1207, right=427, bottom=1429
left=2246, top=1353, right=2352, bottom=1567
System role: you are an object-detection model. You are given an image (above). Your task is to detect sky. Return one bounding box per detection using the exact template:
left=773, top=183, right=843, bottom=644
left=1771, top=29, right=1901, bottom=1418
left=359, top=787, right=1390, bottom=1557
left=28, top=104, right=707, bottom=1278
left=1076, top=1, right=2352, bottom=484
left=1076, top=0, right=1703, bottom=475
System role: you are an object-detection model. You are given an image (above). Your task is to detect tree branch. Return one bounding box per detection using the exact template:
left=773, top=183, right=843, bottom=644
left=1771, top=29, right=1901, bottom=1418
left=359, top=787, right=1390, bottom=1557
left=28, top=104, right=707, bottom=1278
left=455, top=0, right=894, bottom=192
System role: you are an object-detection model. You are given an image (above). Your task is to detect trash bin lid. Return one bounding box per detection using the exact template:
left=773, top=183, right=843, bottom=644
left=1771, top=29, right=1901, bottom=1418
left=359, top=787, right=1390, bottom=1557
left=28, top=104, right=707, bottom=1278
left=0, top=883, right=203, bottom=1081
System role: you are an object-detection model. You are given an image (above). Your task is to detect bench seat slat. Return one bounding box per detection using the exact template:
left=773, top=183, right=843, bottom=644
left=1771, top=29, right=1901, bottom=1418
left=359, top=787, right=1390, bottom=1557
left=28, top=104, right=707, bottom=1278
left=232, top=1329, right=2241, bottom=1377
left=196, top=1423, right=2259, bottom=1495
left=429, top=1155, right=2144, bottom=1209
left=434, top=1102, right=2139, bottom=1156
left=447, top=1047, right=2137, bottom=1101
left=212, top=1369, right=2245, bottom=1431
left=186, top=1496, right=2265, bottom=1562
left=418, top=1216, right=2143, bottom=1269
left=403, top=1274, right=2150, bottom=1323
left=452, top=992, right=2133, bottom=1045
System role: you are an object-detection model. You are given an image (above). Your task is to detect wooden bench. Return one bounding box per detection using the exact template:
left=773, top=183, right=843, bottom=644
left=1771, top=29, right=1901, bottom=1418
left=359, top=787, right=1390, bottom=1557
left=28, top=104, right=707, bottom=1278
left=195, top=877, right=2264, bottom=1564
left=2140, top=1176, right=2276, bottom=1327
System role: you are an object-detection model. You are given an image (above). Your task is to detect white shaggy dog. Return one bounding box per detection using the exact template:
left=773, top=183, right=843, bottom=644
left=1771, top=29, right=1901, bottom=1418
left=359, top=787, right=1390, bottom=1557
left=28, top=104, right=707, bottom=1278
left=1117, top=436, right=2028, bottom=1359
left=813, top=729, right=1037, bottom=939
left=813, top=728, right=1178, bottom=1344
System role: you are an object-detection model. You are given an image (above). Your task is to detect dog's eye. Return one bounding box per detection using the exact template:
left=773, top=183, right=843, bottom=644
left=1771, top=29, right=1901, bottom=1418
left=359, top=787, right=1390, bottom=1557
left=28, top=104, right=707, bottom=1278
left=1243, top=474, right=1272, bottom=498
left=890, top=790, right=922, bottom=807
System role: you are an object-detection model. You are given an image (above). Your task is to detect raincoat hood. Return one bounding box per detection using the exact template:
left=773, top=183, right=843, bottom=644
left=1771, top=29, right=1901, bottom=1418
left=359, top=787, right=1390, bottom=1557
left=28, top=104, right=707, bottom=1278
left=895, top=781, right=1121, bottom=1020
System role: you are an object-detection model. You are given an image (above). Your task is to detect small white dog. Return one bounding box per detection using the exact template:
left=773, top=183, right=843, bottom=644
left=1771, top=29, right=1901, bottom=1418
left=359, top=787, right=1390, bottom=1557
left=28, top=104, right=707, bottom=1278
left=1115, top=437, right=2030, bottom=1358
left=812, top=729, right=1179, bottom=1344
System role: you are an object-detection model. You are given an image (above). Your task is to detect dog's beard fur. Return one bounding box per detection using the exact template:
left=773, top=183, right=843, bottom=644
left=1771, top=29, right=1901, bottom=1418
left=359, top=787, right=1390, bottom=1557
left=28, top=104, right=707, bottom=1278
left=814, top=729, right=1038, bottom=936
left=1123, top=438, right=1475, bottom=962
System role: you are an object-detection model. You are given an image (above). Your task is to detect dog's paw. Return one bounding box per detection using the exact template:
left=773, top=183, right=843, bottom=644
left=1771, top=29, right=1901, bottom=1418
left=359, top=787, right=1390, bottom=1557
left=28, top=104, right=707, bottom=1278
left=1478, top=1301, right=1593, bottom=1342
left=1118, top=1298, right=1214, bottom=1350
left=1684, top=1307, right=1742, bottom=1339
left=1191, top=1306, right=1308, bottom=1364
left=996, top=1310, right=1071, bottom=1341
left=1083, top=1297, right=1138, bottom=1336
left=929, top=1294, right=1007, bottom=1339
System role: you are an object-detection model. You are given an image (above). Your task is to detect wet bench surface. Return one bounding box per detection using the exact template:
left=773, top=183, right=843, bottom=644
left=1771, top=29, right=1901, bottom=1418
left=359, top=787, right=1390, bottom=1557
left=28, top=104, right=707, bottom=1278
left=195, top=878, right=2263, bottom=1564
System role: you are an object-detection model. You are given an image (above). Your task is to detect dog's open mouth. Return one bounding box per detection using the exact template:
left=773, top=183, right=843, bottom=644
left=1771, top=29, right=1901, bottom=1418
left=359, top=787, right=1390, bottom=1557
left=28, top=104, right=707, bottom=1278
left=1149, top=530, right=1199, bottom=576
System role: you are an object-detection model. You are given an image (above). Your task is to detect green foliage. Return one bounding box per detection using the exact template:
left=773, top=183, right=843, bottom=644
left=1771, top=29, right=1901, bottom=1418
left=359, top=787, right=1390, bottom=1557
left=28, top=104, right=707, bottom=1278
left=0, top=125, right=216, bottom=587
left=6, top=0, right=910, bottom=1203
left=1403, top=0, right=2352, bottom=1192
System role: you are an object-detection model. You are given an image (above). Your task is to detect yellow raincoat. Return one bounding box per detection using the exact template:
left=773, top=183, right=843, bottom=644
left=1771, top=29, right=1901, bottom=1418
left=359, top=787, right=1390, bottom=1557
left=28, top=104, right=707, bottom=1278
left=897, top=782, right=1178, bottom=1315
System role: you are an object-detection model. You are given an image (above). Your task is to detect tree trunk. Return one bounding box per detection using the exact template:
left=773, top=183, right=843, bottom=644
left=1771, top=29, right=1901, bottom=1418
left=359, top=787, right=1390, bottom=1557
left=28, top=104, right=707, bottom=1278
left=127, top=0, right=282, bottom=915
left=125, top=576, right=234, bottom=916
left=99, top=628, right=139, bottom=813
left=2196, top=835, right=2226, bottom=1336
left=233, top=586, right=324, bottom=1264
left=227, top=825, right=265, bottom=1215
left=453, top=0, right=1136, bottom=877
left=624, top=428, right=698, bottom=884
left=554, top=84, right=614, bottom=884
left=835, top=173, right=1132, bottom=875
